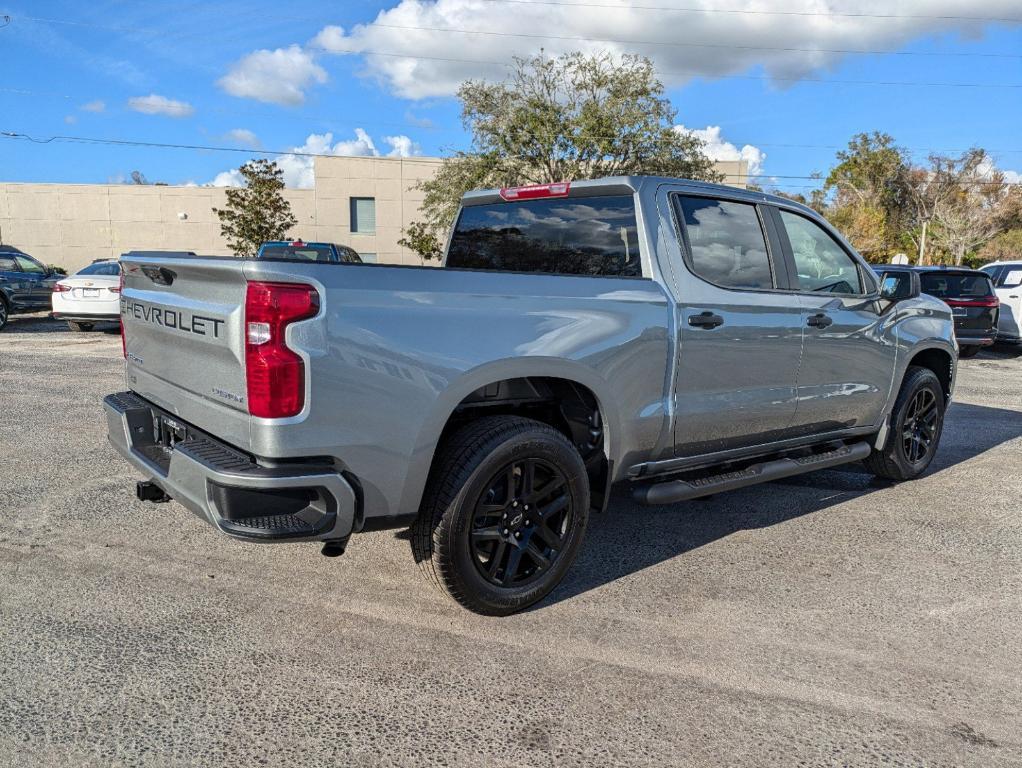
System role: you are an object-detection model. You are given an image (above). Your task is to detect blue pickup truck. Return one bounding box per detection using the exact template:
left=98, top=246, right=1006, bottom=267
left=257, top=240, right=362, bottom=263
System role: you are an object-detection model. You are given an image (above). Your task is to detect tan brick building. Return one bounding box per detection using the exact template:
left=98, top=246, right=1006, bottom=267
left=0, top=156, right=749, bottom=273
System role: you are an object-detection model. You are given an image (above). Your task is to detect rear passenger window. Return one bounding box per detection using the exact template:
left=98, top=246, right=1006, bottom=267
left=674, top=196, right=773, bottom=290
left=446, top=195, right=641, bottom=277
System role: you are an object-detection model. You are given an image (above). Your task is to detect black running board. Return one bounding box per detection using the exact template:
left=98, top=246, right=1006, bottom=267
left=633, top=441, right=871, bottom=506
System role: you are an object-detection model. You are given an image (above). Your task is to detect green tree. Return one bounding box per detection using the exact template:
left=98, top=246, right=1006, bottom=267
left=823, top=132, right=910, bottom=262
left=213, top=159, right=297, bottom=257
left=400, top=51, right=722, bottom=261
left=978, top=228, right=1022, bottom=264
left=925, top=149, right=1010, bottom=266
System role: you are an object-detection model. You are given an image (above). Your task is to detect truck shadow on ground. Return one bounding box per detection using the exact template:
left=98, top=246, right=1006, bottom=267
left=540, top=401, right=1022, bottom=610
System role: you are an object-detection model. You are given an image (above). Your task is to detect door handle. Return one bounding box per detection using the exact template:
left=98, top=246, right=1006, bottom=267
left=688, top=311, right=724, bottom=329
left=807, top=312, right=833, bottom=329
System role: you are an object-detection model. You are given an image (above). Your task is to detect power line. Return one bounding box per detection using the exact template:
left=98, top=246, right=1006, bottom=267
left=477, top=0, right=1022, bottom=24
left=361, top=21, right=1022, bottom=60
left=3, top=130, right=1019, bottom=186
left=309, top=47, right=1022, bottom=90
left=6, top=16, right=1022, bottom=91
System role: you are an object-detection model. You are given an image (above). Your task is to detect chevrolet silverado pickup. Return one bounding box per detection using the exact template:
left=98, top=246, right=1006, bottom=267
left=105, top=177, right=957, bottom=615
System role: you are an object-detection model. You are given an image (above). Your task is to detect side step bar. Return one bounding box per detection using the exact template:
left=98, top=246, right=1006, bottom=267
left=633, top=441, right=871, bottom=506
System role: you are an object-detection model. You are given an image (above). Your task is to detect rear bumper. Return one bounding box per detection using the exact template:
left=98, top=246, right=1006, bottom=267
left=52, top=312, right=121, bottom=322
left=103, top=391, right=356, bottom=542
left=955, top=331, right=997, bottom=347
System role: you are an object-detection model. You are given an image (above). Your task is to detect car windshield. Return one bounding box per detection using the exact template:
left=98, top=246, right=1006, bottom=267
left=260, top=244, right=335, bottom=262
left=77, top=262, right=120, bottom=276
left=920, top=272, right=994, bottom=299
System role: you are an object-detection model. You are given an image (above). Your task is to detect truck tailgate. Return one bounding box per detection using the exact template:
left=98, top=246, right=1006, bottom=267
left=120, top=256, right=251, bottom=446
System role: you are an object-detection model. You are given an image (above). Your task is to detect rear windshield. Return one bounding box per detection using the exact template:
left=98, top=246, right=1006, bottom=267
left=920, top=272, right=994, bottom=299
left=77, top=262, right=120, bottom=276
left=446, top=195, right=641, bottom=277
left=260, top=244, right=336, bottom=262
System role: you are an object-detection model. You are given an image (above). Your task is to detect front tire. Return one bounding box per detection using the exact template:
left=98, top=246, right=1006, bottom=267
left=0, top=297, right=9, bottom=331
left=864, top=366, right=946, bottom=481
left=68, top=321, right=94, bottom=332
left=412, top=416, right=590, bottom=616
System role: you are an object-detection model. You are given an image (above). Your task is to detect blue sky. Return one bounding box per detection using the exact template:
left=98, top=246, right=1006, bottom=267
left=1, top=0, right=1021, bottom=193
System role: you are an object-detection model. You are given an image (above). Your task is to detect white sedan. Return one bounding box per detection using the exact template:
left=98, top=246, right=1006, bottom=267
left=51, top=260, right=122, bottom=331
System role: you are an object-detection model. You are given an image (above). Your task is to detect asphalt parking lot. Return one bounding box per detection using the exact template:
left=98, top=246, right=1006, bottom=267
left=2, top=312, right=1021, bottom=767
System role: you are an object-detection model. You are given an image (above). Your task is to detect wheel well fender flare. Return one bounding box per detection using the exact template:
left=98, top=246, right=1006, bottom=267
left=397, top=358, right=621, bottom=517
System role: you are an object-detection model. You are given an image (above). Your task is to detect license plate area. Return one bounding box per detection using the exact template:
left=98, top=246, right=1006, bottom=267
left=156, top=414, right=190, bottom=449
left=83, top=288, right=101, bottom=297
left=952, top=307, right=967, bottom=317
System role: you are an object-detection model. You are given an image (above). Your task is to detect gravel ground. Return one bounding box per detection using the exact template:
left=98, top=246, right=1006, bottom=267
left=2, top=312, right=1021, bottom=767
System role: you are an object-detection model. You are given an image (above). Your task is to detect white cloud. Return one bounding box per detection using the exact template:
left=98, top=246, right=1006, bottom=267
left=64, top=115, right=77, bottom=125
left=309, top=0, right=1022, bottom=99
left=677, top=125, right=766, bottom=176
left=81, top=100, right=105, bottom=113
left=128, top=94, right=194, bottom=118
left=218, top=45, right=327, bottom=106
left=209, top=129, right=420, bottom=188
left=1004, top=170, right=1021, bottom=184
left=224, top=128, right=261, bottom=148
left=384, top=134, right=419, bottom=157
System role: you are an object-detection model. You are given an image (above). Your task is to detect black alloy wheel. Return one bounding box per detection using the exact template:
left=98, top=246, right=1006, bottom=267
left=469, top=458, right=573, bottom=588
left=901, top=388, right=939, bottom=464
left=412, top=415, right=591, bottom=616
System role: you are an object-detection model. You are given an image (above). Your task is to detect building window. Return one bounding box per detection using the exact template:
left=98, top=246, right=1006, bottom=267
left=359, top=253, right=378, bottom=263
left=350, top=197, right=376, bottom=234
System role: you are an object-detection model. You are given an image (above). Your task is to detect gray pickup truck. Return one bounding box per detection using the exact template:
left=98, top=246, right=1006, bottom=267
left=105, top=177, right=957, bottom=615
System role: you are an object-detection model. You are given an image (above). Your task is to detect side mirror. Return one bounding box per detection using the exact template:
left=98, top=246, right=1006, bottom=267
left=877, top=269, right=921, bottom=302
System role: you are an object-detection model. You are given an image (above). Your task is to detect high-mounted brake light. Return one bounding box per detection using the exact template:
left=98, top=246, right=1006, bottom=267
left=245, top=281, right=319, bottom=419
left=499, top=182, right=571, bottom=201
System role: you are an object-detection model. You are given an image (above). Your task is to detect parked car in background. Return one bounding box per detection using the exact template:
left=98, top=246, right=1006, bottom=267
left=979, top=261, right=1022, bottom=345
left=106, top=177, right=957, bottom=615
left=0, top=246, right=61, bottom=331
left=875, top=265, right=998, bottom=358
left=51, top=259, right=122, bottom=331
left=257, top=240, right=362, bottom=263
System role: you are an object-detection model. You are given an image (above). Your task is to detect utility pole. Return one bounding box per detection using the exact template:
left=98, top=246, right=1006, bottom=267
left=917, top=216, right=930, bottom=266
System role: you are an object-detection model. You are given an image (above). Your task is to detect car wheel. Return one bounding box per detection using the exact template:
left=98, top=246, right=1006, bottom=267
left=412, top=415, right=590, bottom=616
left=0, top=297, right=8, bottom=331
left=67, top=321, right=94, bottom=332
left=863, top=366, right=946, bottom=482
left=957, top=345, right=980, bottom=358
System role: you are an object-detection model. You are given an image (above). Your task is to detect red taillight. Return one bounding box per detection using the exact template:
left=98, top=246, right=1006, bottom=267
left=245, top=281, right=319, bottom=418
left=119, top=272, right=126, bottom=358
left=945, top=297, right=999, bottom=308
left=498, top=182, right=571, bottom=201
left=52, top=283, right=71, bottom=293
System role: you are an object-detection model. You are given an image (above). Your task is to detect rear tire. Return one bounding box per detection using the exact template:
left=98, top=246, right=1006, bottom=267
left=0, top=297, right=8, bottom=331
left=863, top=366, right=945, bottom=482
left=957, top=345, right=980, bottom=358
left=67, top=321, right=94, bottom=332
left=412, top=416, right=590, bottom=616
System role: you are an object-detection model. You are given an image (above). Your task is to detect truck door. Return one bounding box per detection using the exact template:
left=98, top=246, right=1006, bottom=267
left=663, top=191, right=804, bottom=457
left=770, top=206, right=893, bottom=432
